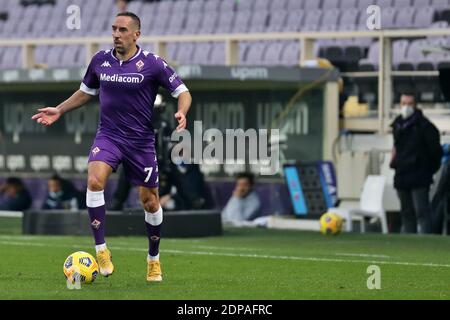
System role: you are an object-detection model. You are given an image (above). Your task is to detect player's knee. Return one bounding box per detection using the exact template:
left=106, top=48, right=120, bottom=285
left=141, top=194, right=159, bottom=213
left=87, top=176, right=104, bottom=191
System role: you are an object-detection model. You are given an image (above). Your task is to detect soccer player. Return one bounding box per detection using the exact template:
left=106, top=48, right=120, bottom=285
left=31, top=12, right=192, bottom=282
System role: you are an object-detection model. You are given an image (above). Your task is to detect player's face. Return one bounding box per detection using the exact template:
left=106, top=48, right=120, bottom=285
left=112, top=16, right=140, bottom=55
left=400, top=95, right=416, bottom=108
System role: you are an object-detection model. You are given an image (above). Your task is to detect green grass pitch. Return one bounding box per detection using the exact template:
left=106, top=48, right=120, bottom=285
left=1, top=219, right=450, bottom=300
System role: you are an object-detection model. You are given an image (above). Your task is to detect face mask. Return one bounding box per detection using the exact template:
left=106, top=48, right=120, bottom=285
left=401, top=105, right=414, bottom=119
left=49, top=191, right=62, bottom=198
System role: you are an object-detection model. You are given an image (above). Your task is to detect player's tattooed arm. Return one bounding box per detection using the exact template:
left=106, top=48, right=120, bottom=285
left=31, top=90, right=92, bottom=126
left=175, top=91, right=192, bottom=131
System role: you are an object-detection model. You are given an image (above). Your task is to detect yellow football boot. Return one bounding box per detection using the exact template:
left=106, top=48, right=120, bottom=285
left=96, top=249, right=114, bottom=277
left=147, top=260, right=162, bottom=282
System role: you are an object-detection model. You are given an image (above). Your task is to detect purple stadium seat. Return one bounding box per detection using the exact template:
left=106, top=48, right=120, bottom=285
left=232, top=10, right=251, bottom=33
left=204, top=0, right=220, bottom=12
left=157, top=0, right=174, bottom=14
left=219, top=0, right=236, bottom=12
left=266, top=10, right=289, bottom=32
left=165, top=42, right=178, bottom=62
left=321, top=9, right=341, bottom=28
left=173, top=0, right=190, bottom=13
left=262, top=42, right=286, bottom=65
left=414, top=7, right=436, bottom=28
left=165, top=12, right=187, bottom=35
left=248, top=11, right=269, bottom=33
left=358, top=0, right=376, bottom=8
left=300, top=9, right=322, bottom=31
left=254, top=0, right=271, bottom=11
left=340, top=0, right=358, bottom=9
left=380, top=7, right=397, bottom=29
left=395, top=7, right=416, bottom=28
left=176, top=42, right=195, bottom=65
left=286, top=0, right=304, bottom=10
left=183, top=13, right=202, bottom=35
left=269, top=0, right=289, bottom=11
left=377, top=0, right=394, bottom=6
left=244, top=42, right=269, bottom=65
left=239, top=41, right=250, bottom=64
left=359, top=41, right=379, bottom=71
left=216, top=11, right=235, bottom=34
left=339, top=9, right=360, bottom=27
left=235, top=0, right=255, bottom=11
left=397, top=39, right=429, bottom=70
left=209, top=42, right=226, bottom=65
left=303, top=0, right=321, bottom=10
left=191, top=42, right=212, bottom=64
left=126, top=0, right=143, bottom=14
left=45, top=46, right=65, bottom=68
left=283, top=10, right=305, bottom=32
left=413, top=0, right=431, bottom=6
left=392, top=40, right=410, bottom=69
left=149, top=12, right=170, bottom=35
left=199, top=11, right=218, bottom=34
left=188, top=0, right=205, bottom=13
left=394, top=0, right=413, bottom=7
left=1, top=46, right=21, bottom=69
left=34, top=45, right=49, bottom=65
left=430, top=0, right=449, bottom=8
left=322, top=0, right=341, bottom=9
left=280, top=41, right=301, bottom=66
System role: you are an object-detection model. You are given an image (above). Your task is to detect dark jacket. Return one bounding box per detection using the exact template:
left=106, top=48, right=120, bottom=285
left=390, top=109, right=443, bottom=190
left=0, top=189, right=32, bottom=211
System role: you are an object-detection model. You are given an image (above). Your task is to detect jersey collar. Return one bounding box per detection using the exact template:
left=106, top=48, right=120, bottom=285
left=111, top=45, right=142, bottom=64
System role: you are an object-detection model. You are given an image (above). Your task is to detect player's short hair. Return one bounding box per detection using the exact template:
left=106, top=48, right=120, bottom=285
left=5, top=177, right=25, bottom=189
left=236, top=172, right=255, bottom=186
left=116, top=11, right=141, bottom=30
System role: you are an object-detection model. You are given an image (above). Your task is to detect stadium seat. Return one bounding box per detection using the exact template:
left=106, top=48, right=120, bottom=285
left=182, top=12, right=202, bottom=35
left=287, top=0, right=304, bottom=10
left=262, top=41, right=286, bottom=66
left=215, top=11, right=235, bottom=34
left=269, top=0, right=288, bottom=11
left=300, top=9, right=322, bottom=31
left=303, top=0, right=321, bottom=10
left=279, top=41, right=301, bottom=66
left=243, top=42, right=268, bottom=65
left=266, top=9, right=289, bottom=32
left=209, top=42, right=226, bottom=65
left=254, top=0, right=271, bottom=11
left=165, top=12, right=187, bottom=35
left=377, top=0, right=394, bottom=7
left=395, top=7, right=416, bottom=29
left=204, top=0, right=220, bottom=12
left=283, top=10, right=304, bottom=32
left=380, top=7, right=398, bottom=29
left=329, top=175, right=387, bottom=233
left=231, top=10, right=251, bottom=33
left=414, top=7, right=437, bottom=28
left=248, top=10, right=269, bottom=33
left=191, top=42, right=212, bottom=64
left=199, top=11, right=218, bottom=34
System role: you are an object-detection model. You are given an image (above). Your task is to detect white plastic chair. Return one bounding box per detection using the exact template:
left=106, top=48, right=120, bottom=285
left=329, top=175, right=388, bottom=234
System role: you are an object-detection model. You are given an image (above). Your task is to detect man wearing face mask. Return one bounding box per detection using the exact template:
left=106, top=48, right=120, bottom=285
left=42, top=175, right=81, bottom=211
left=390, top=93, right=443, bottom=234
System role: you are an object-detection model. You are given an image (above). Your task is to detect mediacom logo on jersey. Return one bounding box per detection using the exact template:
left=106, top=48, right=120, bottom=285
left=99, top=73, right=144, bottom=84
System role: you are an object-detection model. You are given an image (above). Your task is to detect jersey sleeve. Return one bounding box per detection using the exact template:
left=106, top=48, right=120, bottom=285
left=154, top=58, right=189, bottom=98
left=80, top=55, right=100, bottom=96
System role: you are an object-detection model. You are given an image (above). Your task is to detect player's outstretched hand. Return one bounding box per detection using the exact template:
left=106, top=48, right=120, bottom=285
left=31, top=107, right=61, bottom=126
left=175, top=112, right=186, bottom=131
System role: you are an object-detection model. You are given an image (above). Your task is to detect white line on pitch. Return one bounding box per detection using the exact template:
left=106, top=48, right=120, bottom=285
left=1, top=240, right=449, bottom=269
left=335, top=252, right=391, bottom=259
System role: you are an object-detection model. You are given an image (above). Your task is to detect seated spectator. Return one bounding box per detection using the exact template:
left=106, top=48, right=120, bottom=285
left=42, top=174, right=83, bottom=211
left=222, top=172, right=262, bottom=224
left=0, top=177, right=32, bottom=211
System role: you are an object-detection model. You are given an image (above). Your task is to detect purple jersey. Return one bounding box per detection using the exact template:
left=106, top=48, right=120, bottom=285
left=80, top=46, right=188, bottom=148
